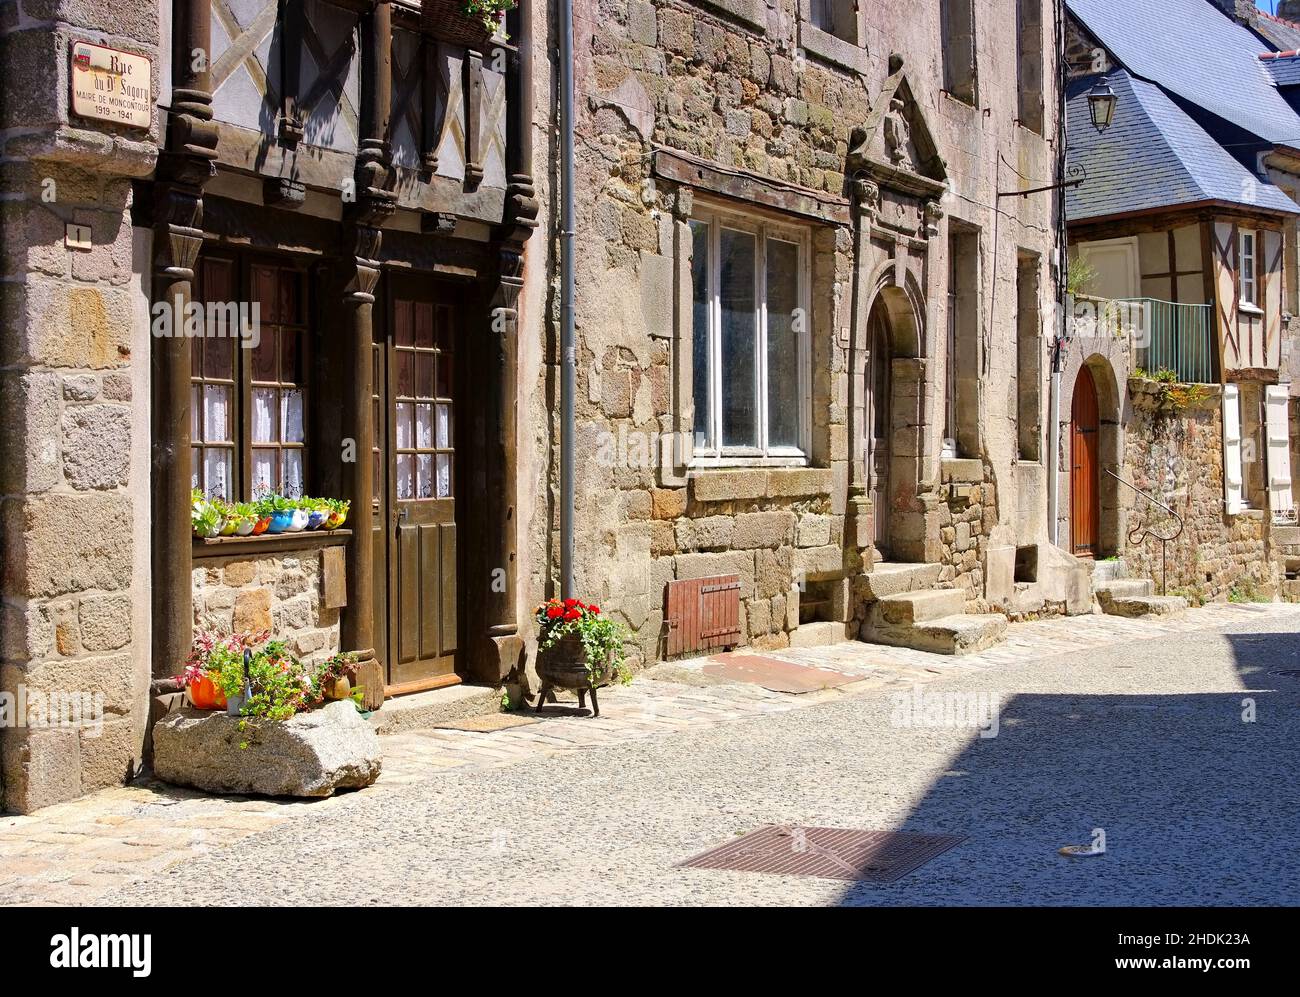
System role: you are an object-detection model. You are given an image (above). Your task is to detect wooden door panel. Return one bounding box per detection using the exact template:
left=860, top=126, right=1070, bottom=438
left=384, top=289, right=459, bottom=692
left=1071, top=368, right=1100, bottom=557
left=440, top=522, right=457, bottom=656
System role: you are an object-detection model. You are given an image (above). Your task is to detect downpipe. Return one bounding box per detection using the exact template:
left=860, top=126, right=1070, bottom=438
left=559, top=0, right=576, bottom=599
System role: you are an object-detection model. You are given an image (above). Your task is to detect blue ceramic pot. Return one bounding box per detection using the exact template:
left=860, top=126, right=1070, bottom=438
left=307, top=510, right=328, bottom=530
left=267, top=510, right=294, bottom=534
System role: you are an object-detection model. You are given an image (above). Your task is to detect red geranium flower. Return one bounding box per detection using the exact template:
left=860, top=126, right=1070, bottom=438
left=563, top=608, right=581, bottom=621
left=564, top=598, right=579, bottom=609
left=546, top=605, right=563, bottom=619
left=588, top=605, right=600, bottom=614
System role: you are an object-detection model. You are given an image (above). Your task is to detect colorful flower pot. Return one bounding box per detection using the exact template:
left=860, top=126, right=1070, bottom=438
left=267, top=510, right=294, bottom=533
left=251, top=515, right=272, bottom=535
left=286, top=509, right=309, bottom=532
left=233, top=516, right=255, bottom=536
left=187, top=676, right=227, bottom=711
left=307, top=510, right=328, bottom=530
left=325, top=510, right=348, bottom=529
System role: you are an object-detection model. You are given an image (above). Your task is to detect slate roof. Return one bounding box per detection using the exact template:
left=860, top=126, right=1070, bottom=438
left=1260, top=51, right=1300, bottom=88
left=1066, top=0, right=1300, bottom=144
left=1065, top=69, right=1300, bottom=222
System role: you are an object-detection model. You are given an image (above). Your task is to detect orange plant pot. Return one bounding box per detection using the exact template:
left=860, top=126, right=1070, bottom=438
left=187, top=676, right=227, bottom=711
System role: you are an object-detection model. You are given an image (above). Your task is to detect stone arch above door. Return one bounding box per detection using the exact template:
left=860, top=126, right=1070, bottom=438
left=1066, top=353, right=1124, bottom=558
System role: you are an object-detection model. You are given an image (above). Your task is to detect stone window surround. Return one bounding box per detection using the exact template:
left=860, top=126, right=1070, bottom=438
left=687, top=200, right=814, bottom=466
left=692, top=0, right=768, bottom=33
left=797, top=0, right=869, bottom=75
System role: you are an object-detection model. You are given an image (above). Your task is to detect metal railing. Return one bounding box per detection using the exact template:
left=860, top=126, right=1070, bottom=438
left=1121, top=297, right=1215, bottom=384
left=1105, top=469, right=1184, bottom=595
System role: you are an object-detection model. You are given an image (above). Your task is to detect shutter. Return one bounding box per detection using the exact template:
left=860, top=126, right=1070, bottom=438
left=1223, top=384, right=1244, bottom=515
left=664, top=574, right=741, bottom=657
left=1266, top=384, right=1295, bottom=522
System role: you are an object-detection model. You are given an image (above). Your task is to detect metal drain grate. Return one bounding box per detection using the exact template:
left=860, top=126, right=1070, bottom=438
left=678, top=825, right=966, bottom=882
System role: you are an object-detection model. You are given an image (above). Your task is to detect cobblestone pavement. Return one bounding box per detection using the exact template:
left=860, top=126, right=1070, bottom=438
left=2, top=601, right=1299, bottom=906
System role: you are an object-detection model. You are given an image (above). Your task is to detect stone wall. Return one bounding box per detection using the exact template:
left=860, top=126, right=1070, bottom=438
left=0, top=1, right=160, bottom=812
left=191, top=549, right=342, bottom=666
left=1120, top=381, right=1275, bottom=602
left=518, top=0, right=1062, bottom=672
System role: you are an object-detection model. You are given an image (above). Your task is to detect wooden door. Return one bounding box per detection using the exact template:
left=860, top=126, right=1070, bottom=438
left=382, top=289, right=459, bottom=693
left=1070, top=366, right=1100, bottom=558
left=868, top=308, right=891, bottom=554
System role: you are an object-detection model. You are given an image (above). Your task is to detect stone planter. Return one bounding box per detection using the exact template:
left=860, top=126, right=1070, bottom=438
left=535, top=633, right=613, bottom=717
left=153, top=701, right=382, bottom=798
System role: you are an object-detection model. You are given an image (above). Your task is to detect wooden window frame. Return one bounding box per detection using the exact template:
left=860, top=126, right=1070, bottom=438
left=688, top=204, right=812, bottom=466
left=193, top=252, right=313, bottom=501
left=1239, top=228, right=1260, bottom=311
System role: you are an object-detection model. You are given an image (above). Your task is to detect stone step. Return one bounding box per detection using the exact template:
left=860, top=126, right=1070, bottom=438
left=788, top=620, right=849, bottom=648
left=1095, top=578, right=1153, bottom=599
left=1091, top=559, right=1128, bottom=585
left=1098, top=594, right=1188, bottom=618
left=857, top=561, right=943, bottom=600
left=865, top=612, right=1008, bottom=656
left=873, top=588, right=967, bottom=625
left=368, top=683, right=503, bottom=735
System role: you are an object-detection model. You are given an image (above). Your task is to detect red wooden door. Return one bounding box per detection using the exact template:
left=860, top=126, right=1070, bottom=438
left=1070, top=367, right=1100, bottom=557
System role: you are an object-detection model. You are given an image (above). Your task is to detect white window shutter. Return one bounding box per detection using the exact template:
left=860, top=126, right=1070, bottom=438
left=1265, top=384, right=1294, bottom=522
left=1223, top=384, right=1244, bottom=515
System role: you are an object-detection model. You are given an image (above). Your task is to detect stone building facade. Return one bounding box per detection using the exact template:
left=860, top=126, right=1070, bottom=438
left=1062, top=0, right=1300, bottom=605
left=1, top=0, right=538, bottom=813
left=517, top=0, right=1081, bottom=669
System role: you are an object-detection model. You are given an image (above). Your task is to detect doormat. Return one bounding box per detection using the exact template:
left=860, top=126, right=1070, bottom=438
left=702, top=654, right=858, bottom=694
left=679, top=825, right=966, bottom=882
left=432, top=713, right=539, bottom=733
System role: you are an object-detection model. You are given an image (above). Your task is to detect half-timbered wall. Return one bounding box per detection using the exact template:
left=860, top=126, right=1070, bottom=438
left=205, top=1, right=509, bottom=214
left=1211, top=219, right=1285, bottom=374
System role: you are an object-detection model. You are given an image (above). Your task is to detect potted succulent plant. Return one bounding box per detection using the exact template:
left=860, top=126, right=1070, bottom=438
left=227, top=501, right=257, bottom=536
left=191, top=489, right=225, bottom=539
left=532, top=597, right=629, bottom=717
left=311, top=651, right=361, bottom=704
left=261, top=494, right=297, bottom=534
left=325, top=498, right=350, bottom=529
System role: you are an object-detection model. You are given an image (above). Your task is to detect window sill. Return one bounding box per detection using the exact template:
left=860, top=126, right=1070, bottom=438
left=1239, top=301, right=1263, bottom=316
left=192, top=528, right=352, bottom=559
left=689, top=465, right=832, bottom=502
left=799, top=24, right=869, bottom=75
left=694, top=0, right=766, bottom=32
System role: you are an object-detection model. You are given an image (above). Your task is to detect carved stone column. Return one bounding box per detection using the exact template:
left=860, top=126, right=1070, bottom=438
left=151, top=0, right=217, bottom=683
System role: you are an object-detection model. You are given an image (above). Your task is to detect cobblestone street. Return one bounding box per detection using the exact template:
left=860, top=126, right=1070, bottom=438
left=3, top=601, right=1299, bottom=906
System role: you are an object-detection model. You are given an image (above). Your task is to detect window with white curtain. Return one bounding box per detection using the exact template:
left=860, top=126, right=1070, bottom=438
left=192, top=255, right=309, bottom=499
left=689, top=207, right=810, bottom=461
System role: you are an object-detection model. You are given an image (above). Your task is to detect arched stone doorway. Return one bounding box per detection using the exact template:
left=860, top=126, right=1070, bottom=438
left=1067, top=356, right=1123, bottom=558
left=1070, top=366, right=1101, bottom=556
left=863, top=279, right=928, bottom=561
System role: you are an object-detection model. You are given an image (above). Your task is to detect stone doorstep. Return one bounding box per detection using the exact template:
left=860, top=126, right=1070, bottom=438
left=1099, top=594, right=1189, bottom=619
left=787, top=620, right=848, bottom=647
left=865, top=613, right=1008, bottom=656
left=857, top=561, right=944, bottom=600
left=1095, top=578, right=1154, bottom=599
left=368, top=683, right=505, bottom=736
left=873, top=588, right=966, bottom=625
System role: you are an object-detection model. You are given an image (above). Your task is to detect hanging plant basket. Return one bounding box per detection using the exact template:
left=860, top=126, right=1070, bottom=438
left=423, top=0, right=501, bottom=50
